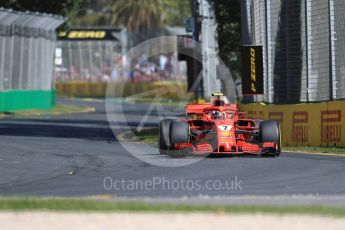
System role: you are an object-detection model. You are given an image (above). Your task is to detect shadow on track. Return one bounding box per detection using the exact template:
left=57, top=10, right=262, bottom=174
left=11, top=119, right=158, bottom=128
left=207, top=153, right=261, bottom=159
left=0, top=121, right=115, bottom=141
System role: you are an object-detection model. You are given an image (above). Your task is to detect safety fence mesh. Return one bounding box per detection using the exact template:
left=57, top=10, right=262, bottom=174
left=241, top=0, right=345, bottom=104
left=0, top=8, right=65, bottom=91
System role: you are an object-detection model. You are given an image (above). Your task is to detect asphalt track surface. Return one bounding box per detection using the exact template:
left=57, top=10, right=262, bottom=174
left=1, top=98, right=345, bottom=204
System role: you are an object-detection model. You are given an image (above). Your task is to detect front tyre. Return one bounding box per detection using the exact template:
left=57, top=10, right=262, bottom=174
left=260, top=146, right=281, bottom=158
left=259, top=120, right=281, bottom=157
left=168, top=121, right=190, bottom=158
left=158, top=119, right=173, bottom=155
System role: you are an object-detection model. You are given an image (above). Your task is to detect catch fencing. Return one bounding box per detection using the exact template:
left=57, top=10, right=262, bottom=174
left=241, top=0, right=345, bottom=104
left=55, top=28, right=127, bottom=82
left=0, top=8, right=65, bottom=92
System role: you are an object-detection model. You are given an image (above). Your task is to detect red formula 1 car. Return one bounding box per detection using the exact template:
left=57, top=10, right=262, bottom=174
left=158, top=93, right=281, bottom=158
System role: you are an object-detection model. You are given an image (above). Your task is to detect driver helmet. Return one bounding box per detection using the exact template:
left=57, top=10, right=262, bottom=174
left=211, top=110, right=222, bottom=119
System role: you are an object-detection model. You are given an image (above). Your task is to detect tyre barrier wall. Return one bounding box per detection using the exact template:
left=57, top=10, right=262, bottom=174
left=56, top=81, right=188, bottom=100
left=239, top=101, right=345, bottom=147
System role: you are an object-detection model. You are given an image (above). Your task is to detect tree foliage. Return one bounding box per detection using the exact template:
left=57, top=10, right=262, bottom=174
left=161, top=0, right=191, bottom=27
left=0, top=0, right=80, bottom=17
left=110, top=0, right=166, bottom=31
left=69, top=0, right=190, bottom=28
left=214, top=0, right=241, bottom=79
left=71, top=0, right=110, bottom=26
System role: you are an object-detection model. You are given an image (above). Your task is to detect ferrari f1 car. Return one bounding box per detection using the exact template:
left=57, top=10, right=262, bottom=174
left=158, top=93, right=281, bottom=158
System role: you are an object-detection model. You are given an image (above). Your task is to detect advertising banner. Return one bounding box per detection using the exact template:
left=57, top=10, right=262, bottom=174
left=240, top=101, right=345, bottom=147
left=241, top=45, right=264, bottom=95
left=57, top=29, right=122, bottom=41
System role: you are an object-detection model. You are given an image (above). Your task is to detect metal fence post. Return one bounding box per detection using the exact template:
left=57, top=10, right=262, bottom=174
left=329, top=0, right=336, bottom=100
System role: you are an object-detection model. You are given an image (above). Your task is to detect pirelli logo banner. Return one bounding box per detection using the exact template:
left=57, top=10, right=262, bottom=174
left=57, top=29, right=121, bottom=41
left=241, top=45, right=264, bottom=95
left=239, top=100, right=345, bottom=147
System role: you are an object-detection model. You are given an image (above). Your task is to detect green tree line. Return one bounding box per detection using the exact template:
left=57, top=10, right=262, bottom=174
left=0, top=0, right=241, bottom=78
left=214, top=0, right=241, bottom=79
left=0, top=0, right=190, bottom=29
left=0, top=0, right=80, bottom=18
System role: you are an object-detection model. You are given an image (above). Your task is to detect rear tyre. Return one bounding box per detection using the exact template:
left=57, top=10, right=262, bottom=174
left=158, top=119, right=173, bottom=155
left=259, top=120, right=281, bottom=157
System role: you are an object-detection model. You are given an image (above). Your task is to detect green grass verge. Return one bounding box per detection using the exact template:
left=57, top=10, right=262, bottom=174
left=135, top=128, right=345, bottom=155
left=134, top=128, right=159, bottom=144
left=282, top=146, right=345, bottom=154
left=0, top=105, right=95, bottom=118
left=0, top=198, right=345, bottom=217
